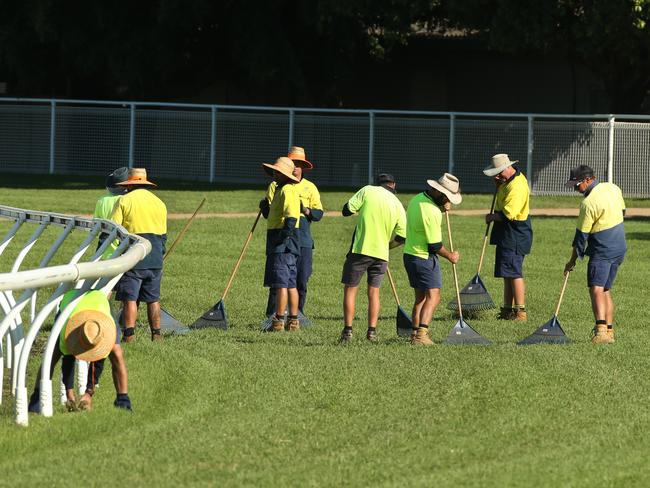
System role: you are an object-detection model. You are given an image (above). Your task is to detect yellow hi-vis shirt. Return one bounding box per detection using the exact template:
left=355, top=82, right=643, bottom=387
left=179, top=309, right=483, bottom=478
left=266, top=182, right=301, bottom=255
left=495, top=172, right=530, bottom=220
left=94, top=193, right=121, bottom=259
left=111, top=188, right=167, bottom=269
left=347, top=185, right=406, bottom=261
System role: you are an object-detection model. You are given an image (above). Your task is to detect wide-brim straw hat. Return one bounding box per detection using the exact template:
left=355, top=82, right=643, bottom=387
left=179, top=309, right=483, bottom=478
left=64, top=310, right=116, bottom=362
left=287, top=146, right=313, bottom=170
left=115, top=167, right=157, bottom=187
left=261, top=157, right=300, bottom=182
left=427, top=173, right=462, bottom=205
left=483, top=153, right=518, bottom=177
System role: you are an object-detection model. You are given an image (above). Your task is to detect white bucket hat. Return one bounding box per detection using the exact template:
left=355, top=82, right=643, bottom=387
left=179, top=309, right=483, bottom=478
left=483, top=153, right=518, bottom=177
left=426, top=173, right=462, bottom=205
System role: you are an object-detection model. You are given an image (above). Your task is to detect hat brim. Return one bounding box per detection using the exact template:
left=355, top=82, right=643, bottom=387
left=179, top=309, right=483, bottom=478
left=427, top=180, right=462, bottom=205
left=116, top=179, right=157, bottom=187
left=483, top=160, right=517, bottom=177
left=564, top=179, right=580, bottom=189
left=261, top=163, right=300, bottom=183
left=64, top=310, right=116, bottom=362
left=290, top=158, right=313, bottom=170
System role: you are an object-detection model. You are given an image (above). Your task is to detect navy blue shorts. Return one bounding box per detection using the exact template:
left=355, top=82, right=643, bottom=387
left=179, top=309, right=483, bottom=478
left=494, top=247, right=525, bottom=278
left=341, top=253, right=388, bottom=288
left=403, top=253, right=442, bottom=290
left=588, top=256, right=624, bottom=290
left=264, top=253, right=297, bottom=289
left=115, top=269, right=162, bottom=302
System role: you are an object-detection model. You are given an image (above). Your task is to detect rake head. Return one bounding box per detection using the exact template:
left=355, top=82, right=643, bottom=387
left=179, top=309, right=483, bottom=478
left=518, top=315, right=571, bottom=345
left=447, top=274, right=495, bottom=312
left=160, top=308, right=190, bottom=334
left=190, top=300, right=228, bottom=330
left=396, top=305, right=413, bottom=337
left=444, top=317, right=491, bottom=345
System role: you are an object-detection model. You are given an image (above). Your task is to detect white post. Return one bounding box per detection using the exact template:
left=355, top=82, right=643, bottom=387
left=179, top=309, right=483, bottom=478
left=128, top=104, right=136, bottom=169
left=49, top=100, right=56, bottom=174
left=607, top=114, right=615, bottom=183
left=368, top=112, right=375, bottom=184
left=527, top=116, right=534, bottom=190
left=288, top=109, right=295, bottom=150
left=209, top=107, right=217, bottom=183
left=448, top=113, right=456, bottom=174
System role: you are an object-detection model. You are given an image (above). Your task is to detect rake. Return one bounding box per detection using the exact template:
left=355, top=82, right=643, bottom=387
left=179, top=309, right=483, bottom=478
left=443, top=211, right=491, bottom=345
left=447, top=191, right=497, bottom=313
left=191, top=210, right=262, bottom=330
left=386, top=266, right=413, bottom=337
left=518, top=271, right=572, bottom=345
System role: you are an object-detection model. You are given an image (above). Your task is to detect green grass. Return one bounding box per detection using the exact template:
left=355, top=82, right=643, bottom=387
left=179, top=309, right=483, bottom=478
left=1, top=176, right=650, bottom=486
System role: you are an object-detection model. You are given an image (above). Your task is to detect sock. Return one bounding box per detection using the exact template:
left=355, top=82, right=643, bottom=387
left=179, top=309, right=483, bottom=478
left=116, top=393, right=129, bottom=401
left=418, top=324, right=428, bottom=329
left=514, top=304, right=526, bottom=311
left=273, top=313, right=284, bottom=321
left=596, top=320, right=606, bottom=325
left=343, top=326, right=353, bottom=332
left=607, top=324, right=613, bottom=330
left=288, top=315, right=298, bottom=320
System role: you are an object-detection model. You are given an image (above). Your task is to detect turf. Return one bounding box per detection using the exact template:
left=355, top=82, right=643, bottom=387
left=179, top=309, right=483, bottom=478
left=1, top=178, right=649, bottom=487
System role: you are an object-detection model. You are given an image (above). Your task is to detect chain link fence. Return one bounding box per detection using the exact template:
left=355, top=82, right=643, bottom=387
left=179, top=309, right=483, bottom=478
left=1, top=98, right=649, bottom=196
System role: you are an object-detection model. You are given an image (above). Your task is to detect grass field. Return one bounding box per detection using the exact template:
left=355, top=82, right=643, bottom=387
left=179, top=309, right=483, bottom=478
left=1, top=174, right=650, bottom=487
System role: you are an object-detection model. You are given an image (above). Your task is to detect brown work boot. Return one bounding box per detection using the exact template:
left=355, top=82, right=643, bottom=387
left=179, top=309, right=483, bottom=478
left=411, top=327, right=434, bottom=346
left=607, top=326, right=615, bottom=342
left=497, top=307, right=514, bottom=320
left=513, top=308, right=528, bottom=321
left=287, top=318, right=300, bottom=331
left=592, top=324, right=614, bottom=344
left=122, top=327, right=135, bottom=343
left=366, top=328, right=378, bottom=343
left=271, top=317, right=285, bottom=332
left=339, top=327, right=353, bottom=345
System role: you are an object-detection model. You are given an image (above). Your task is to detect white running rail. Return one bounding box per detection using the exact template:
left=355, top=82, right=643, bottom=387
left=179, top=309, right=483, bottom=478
left=0, top=205, right=151, bottom=426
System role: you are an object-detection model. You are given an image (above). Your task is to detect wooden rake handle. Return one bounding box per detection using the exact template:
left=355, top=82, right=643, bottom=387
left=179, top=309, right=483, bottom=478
left=555, top=271, right=571, bottom=317
left=221, top=209, right=262, bottom=302
left=163, top=197, right=207, bottom=262
left=476, top=190, right=498, bottom=275
left=445, top=211, right=463, bottom=318
left=386, top=267, right=401, bottom=306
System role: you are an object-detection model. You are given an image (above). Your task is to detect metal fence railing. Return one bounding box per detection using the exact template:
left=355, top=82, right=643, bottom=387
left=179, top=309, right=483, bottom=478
left=1, top=98, right=650, bottom=196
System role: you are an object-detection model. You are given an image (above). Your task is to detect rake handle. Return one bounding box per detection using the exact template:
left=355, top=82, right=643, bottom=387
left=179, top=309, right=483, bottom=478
left=386, top=267, right=401, bottom=306
left=445, top=211, right=463, bottom=319
left=221, top=209, right=262, bottom=301
left=163, top=197, right=207, bottom=262
left=476, top=190, right=498, bottom=275
left=555, top=271, right=571, bottom=317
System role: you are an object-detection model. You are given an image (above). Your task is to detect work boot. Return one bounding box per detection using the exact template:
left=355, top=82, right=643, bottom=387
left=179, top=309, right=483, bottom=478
left=411, top=328, right=434, bottom=346
left=592, top=324, right=614, bottom=344
left=513, top=308, right=528, bottom=321
left=608, top=326, right=615, bottom=342
left=271, top=316, right=285, bottom=332
left=497, top=307, right=514, bottom=320
left=122, top=327, right=136, bottom=343
left=366, top=328, right=378, bottom=343
left=287, top=318, right=300, bottom=331
left=339, top=327, right=353, bottom=345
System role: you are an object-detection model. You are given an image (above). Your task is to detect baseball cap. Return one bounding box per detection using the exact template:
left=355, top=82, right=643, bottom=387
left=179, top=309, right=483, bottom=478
left=564, top=165, right=595, bottom=188
left=377, top=173, right=396, bottom=185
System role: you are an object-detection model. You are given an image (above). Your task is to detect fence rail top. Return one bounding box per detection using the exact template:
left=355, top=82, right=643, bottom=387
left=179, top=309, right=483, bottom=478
left=2, top=97, right=650, bottom=121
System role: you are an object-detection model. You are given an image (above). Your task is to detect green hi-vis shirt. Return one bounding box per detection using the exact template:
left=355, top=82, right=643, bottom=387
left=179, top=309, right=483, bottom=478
left=94, top=193, right=122, bottom=259
left=266, top=182, right=301, bottom=255
left=347, top=185, right=407, bottom=261
left=112, top=188, right=168, bottom=270
left=58, top=290, right=114, bottom=357
left=404, top=192, right=442, bottom=259
left=267, top=178, right=323, bottom=248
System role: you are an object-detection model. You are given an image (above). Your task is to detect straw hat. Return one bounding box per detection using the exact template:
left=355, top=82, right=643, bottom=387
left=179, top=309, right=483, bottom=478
left=483, top=154, right=518, bottom=177
left=115, top=167, right=157, bottom=187
left=261, top=157, right=300, bottom=182
left=64, top=310, right=116, bottom=362
left=287, top=146, right=313, bottom=170
left=427, top=173, right=462, bottom=205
